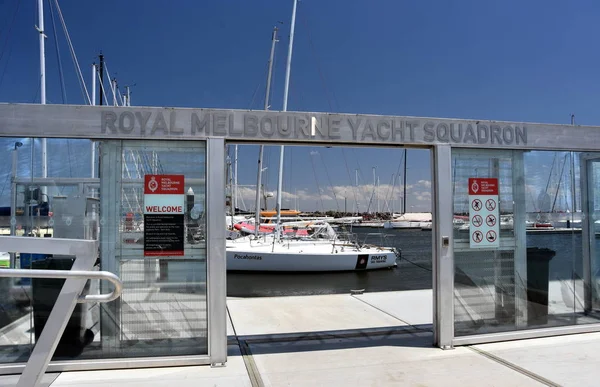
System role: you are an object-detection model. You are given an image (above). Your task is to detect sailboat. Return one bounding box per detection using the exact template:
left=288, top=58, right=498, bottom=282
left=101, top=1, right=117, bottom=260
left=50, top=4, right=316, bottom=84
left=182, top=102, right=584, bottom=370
left=225, top=1, right=399, bottom=271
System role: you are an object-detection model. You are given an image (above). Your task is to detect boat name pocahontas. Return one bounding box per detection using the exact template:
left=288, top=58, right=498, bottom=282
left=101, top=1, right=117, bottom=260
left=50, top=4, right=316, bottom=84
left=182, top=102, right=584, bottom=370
left=101, top=110, right=528, bottom=146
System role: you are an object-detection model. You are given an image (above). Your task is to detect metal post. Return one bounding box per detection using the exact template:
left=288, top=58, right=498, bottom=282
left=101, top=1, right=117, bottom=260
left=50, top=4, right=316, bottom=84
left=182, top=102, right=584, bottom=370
left=10, top=146, right=19, bottom=268
left=126, top=85, right=131, bottom=106
left=275, top=0, right=298, bottom=236
left=111, top=79, right=118, bottom=106
left=571, top=114, right=577, bottom=213
left=207, top=138, right=227, bottom=365
left=432, top=145, right=454, bottom=348
left=38, top=0, right=47, bottom=186
left=16, top=239, right=98, bottom=387
left=98, top=53, right=104, bottom=106
left=513, top=151, right=528, bottom=327
left=355, top=169, right=359, bottom=214
left=233, top=145, right=238, bottom=213
left=254, top=26, right=279, bottom=236
left=92, top=63, right=96, bottom=106
left=403, top=149, right=407, bottom=213
left=372, top=167, right=376, bottom=214
left=91, top=64, right=96, bottom=178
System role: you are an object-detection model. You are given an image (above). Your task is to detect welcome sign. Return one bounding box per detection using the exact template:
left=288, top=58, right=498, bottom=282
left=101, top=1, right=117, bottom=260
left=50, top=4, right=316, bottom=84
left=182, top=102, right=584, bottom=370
left=143, top=174, right=185, bottom=256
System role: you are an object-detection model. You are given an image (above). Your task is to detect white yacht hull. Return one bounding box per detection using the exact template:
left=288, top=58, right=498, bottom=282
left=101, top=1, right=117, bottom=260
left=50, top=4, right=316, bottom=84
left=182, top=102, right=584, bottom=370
left=226, top=237, right=398, bottom=272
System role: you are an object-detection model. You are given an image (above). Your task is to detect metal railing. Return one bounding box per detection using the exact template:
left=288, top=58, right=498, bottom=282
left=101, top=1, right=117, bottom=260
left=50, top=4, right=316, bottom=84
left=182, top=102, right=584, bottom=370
left=0, top=269, right=122, bottom=303
left=0, top=236, right=123, bottom=387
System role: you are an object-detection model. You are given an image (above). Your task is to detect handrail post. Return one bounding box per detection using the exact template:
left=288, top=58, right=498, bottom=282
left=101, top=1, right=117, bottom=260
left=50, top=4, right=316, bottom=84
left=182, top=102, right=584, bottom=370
left=16, top=238, right=98, bottom=387
left=0, top=236, right=118, bottom=387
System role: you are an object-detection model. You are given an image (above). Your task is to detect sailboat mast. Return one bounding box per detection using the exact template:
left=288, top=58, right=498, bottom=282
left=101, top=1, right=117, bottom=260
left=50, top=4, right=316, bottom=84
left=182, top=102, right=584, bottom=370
left=254, top=26, right=279, bottom=236
left=38, top=0, right=47, bottom=183
left=570, top=114, right=577, bottom=213
left=275, top=0, right=298, bottom=237
left=403, top=148, right=407, bottom=214
left=91, top=63, right=96, bottom=178
left=233, top=145, right=238, bottom=212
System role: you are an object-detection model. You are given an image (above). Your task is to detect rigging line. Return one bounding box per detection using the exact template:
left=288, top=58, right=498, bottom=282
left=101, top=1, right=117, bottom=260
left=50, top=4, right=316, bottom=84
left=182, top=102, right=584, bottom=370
left=543, top=152, right=558, bottom=194
left=49, top=0, right=67, bottom=104
left=386, top=149, right=406, bottom=213
left=382, top=173, right=395, bottom=214
left=0, top=0, right=17, bottom=38
left=32, top=74, right=41, bottom=102
left=0, top=41, right=13, bottom=89
left=318, top=151, right=340, bottom=211
left=0, top=0, right=20, bottom=63
left=309, top=152, right=326, bottom=212
left=54, top=0, right=90, bottom=104
left=551, top=153, right=569, bottom=213
left=97, top=70, right=109, bottom=105
left=341, top=148, right=359, bottom=213
left=352, top=148, right=368, bottom=209
left=103, top=64, right=118, bottom=105
left=248, top=62, right=270, bottom=109
left=115, top=83, right=124, bottom=106
left=300, top=11, right=337, bottom=112
left=0, top=169, right=10, bottom=198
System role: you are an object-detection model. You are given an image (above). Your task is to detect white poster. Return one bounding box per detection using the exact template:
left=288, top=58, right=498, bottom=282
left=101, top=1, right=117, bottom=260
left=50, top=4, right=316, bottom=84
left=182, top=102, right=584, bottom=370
left=468, top=178, right=499, bottom=249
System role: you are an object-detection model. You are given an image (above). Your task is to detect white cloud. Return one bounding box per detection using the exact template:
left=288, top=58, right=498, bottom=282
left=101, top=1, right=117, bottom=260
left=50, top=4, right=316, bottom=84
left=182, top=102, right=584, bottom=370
left=231, top=180, right=433, bottom=212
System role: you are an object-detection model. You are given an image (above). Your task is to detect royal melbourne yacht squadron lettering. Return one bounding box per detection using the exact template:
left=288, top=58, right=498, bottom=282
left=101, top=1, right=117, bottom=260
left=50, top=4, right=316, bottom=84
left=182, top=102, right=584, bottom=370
left=101, top=110, right=528, bottom=146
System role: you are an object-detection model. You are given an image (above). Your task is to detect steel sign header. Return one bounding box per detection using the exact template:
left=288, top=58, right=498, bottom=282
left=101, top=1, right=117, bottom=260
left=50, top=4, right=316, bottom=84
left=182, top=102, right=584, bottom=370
left=2, top=103, right=600, bottom=150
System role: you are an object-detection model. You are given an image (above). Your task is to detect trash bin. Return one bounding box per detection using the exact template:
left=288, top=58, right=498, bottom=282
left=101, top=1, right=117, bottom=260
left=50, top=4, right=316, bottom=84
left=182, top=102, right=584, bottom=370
left=31, top=257, right=94, bottom=357
left=526, top=247, right=556, bottom=326
left=18, top=253, right=47, bottom=286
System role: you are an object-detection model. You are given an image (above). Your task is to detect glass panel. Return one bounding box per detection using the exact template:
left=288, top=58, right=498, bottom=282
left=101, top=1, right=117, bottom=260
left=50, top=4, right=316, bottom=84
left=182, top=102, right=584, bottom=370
left=452, top=149, right=523, bottom=336
left=585, top=158, right=600, bottom=316
left=452, top=149, right=600, bottom=337
left=0, top=137, right=96, bottom=363
left=96, top=140, right=208, bottom=359
left=0, top=138, right=207, bottom=366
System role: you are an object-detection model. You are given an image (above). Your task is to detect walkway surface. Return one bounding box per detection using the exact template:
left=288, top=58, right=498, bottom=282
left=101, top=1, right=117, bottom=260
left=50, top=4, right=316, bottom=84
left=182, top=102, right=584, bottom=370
left=2, top=289, right=600, bottom=386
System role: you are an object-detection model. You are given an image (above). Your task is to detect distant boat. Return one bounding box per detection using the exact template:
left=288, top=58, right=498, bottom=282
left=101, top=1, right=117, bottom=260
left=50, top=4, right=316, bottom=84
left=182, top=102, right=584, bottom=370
left=383, top=212, right=432, bottom=229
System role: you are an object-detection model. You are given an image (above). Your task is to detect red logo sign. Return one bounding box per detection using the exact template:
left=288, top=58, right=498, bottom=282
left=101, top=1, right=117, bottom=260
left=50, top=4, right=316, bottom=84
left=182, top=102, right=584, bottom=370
left=468, top=178, right=498, bottom=195
left=144, top=175, right=185, bottom=195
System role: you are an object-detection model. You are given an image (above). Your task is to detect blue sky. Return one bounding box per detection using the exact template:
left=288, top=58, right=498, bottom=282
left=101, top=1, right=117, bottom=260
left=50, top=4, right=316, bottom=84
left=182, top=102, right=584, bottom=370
left=1, top=0, right=599, bottom=211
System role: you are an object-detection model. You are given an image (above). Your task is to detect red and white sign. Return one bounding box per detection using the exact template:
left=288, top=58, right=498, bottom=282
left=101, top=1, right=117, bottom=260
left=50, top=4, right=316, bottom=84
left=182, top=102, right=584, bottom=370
left=468, top=178, right=499, bottom=249
left=144, top=174, right=185, bottom=195
left=143, top=175, right=185, bottom=257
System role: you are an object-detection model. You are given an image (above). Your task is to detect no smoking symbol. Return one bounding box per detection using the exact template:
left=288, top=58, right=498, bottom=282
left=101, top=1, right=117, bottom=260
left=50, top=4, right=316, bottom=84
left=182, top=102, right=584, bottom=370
left=486, top=215, right=496, bottom=227
left=485, top=199, right=496, bottom=211
left=472, top=199, right=482, bottom=211
left=486, top=230, right=497, bottom=242
left=472, top=230, right=483, bottom=243
left=472, top=215, right=483, bottom=227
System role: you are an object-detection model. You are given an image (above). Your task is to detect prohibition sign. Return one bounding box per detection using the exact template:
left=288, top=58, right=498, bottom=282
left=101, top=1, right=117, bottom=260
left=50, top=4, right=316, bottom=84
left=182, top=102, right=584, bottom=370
left=472, top=215, right=483, bottom=227
left=472, top=230, right=483, bottom=243
left=486, top=214, right=496, bottom=227
left=486, top=230, right=497, bottom=242
left=472, top=199, right=482, bottom=211
left=485, top=199, right=496, bottom=211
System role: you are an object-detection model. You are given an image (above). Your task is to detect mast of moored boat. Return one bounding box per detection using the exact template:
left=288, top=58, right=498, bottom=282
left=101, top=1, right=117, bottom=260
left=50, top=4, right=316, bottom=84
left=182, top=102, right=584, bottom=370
left=254, top=25, right=279, bottom=237
left=275, top=0, right=298, bottom=240
left=37, top=0, right=47, bottom=192
left=403, top=148, right=407, bottom=214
